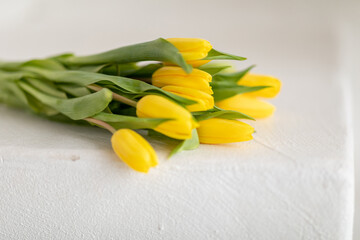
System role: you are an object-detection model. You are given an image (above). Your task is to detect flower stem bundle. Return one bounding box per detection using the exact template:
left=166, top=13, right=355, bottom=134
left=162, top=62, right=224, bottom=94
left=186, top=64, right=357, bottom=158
left=0, top=38, right=281, bottom=173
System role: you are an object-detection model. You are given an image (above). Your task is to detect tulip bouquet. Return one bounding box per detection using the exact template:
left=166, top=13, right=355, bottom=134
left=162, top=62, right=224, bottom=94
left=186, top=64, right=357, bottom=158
left=0, top=38, right=281, bottom=173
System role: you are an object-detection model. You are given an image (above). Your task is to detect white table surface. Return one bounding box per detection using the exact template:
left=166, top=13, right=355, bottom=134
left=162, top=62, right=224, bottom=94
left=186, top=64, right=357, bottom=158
left=0, top=0, right=358, bottom=239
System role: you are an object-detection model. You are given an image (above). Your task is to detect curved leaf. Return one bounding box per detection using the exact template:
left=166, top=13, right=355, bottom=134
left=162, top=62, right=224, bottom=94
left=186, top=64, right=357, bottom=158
left=169, top=129, right=199, bottom=157
left=193, top=107, right=254, bottom=121
left=99, top=63, right=139, bottom=76
left=18, top=82, right=112, bottom=120
left=0, top=70, right=29, bottom=82
left=21, top=59, right=66, bottom=71
left=56, top=38, right=192, bottom=73
left=57, top=83, right=91, bottom=97
left=93, top=112, right=170, bottom=130
left=24, top=67, right=196, bottom=105
left=0, top=61, right=24, bottom=71
left=203, top=49, right=246, bottom=61
left=198, top=64, right=232, bottom=75
left=0, top=82, right=28, bottom=107
left=212, top=82, right=269, bottom=102
left=127, top=63, right=163, bottom=78
left=213, top=65, right=255, bottom=82
left=26, top=78, right=67, bottom=99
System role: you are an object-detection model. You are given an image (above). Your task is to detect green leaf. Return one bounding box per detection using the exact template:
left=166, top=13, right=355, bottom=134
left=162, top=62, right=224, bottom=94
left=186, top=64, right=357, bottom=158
left=56, top=38, right=192, bottom=73
left=193, top=106, right=254, bottom=121
left=127, top=63, right=163, bottom=78
left=0, top=70, right=30, bottom=82
left=0, top=61, right=24, bottom=71
left=212, top=82, right=269, bottom=102
left=0, top=57, right=66, bottom=72
left=169, top=129, right=200, bottom=157
left=147, top=129, right=178, bottom=142
left=26, top=78, right=67, bottom=99
left=113, top=105, right=137, bottom=116
left=24, top=67, right=196, bottom=106
left=99, top=63, right=139, bottom=76
left=49, top=53, right=74, bottom=60
left=44, top=113, right=89, bottom=125
left=93, top=112, right=170, bottom=130
left=25, top=93, right=59, bottom=116
left=0, top=71, right=29, bottom=107
left=203, top=49, right=246, bottom=61
left=57, top=83, right=91, bottom=97
left=0, top=90, right=24, bottom=107
left=0, top=82, right=27, bottom=107
left=198, top=64, right=232, bottom=75
left=1, top=82, right=28, bottom=106
left=72, top=64, right=109, bottom=73
left=21, top=59, right=66, bottom=71
left=0, top=71, right=63, bottom=115
left=18, top=82, right=112, bottom=120
left=213, top=65, right=255, bottom=83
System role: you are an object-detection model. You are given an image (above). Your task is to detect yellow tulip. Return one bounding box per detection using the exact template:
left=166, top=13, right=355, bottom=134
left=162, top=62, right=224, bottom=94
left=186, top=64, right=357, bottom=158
left=216, top=94, right=275, bottom=118
left=239, top=73, right=281, bottom=98
left=185, top=60, right=211, bottom=67
left=197, top=118, right=254, bottom=144
left=111, top=129, right=158, bottom=173
left=166, top=38, right=212, bottom=61
left=136, top=95, right=198, bottom=140
left=152, top=66, right=213, bottom=94
left=162, top=86, right=214, bottom=112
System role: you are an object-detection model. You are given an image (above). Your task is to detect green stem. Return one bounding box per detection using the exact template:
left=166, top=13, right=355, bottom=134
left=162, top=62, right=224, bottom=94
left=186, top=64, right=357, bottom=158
left=84, top=117, right=116, bottom=134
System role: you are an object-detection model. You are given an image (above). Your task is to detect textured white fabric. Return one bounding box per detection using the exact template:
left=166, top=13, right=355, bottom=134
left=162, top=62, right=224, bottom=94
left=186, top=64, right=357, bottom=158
left=0, top=0, right=355, bottom=239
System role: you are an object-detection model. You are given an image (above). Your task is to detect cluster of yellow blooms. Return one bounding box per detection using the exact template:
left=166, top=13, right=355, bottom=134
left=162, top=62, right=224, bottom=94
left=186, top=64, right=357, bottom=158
left=0, top=37, right=281, bottom=173
left=217, top=74, right=281, bottom=118
left=111, top=38, right=281, bottom=173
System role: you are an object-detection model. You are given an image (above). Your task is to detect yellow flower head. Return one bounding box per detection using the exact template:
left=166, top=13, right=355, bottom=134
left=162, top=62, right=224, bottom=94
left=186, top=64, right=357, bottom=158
left=162, top=86, right=214, bottom=112
left=152, top=66, right=213, bottom=94
left=167, top=38, right=212, bottom=60
left=197, top=118, right=254, bottom=144
left=239, top=73, right=281, bottom=98
left=216, top=94, right=275, bottom=119
left=185, top=60, right=211, bottom=67
left=111, top=129, right=158, bottom=173
left=166, top=38, right=212, bottom=67
left=136, top=95, right=198, bottom=140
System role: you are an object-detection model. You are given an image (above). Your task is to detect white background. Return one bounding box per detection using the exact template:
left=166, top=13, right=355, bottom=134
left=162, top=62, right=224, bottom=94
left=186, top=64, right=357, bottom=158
left=0, top=0, right=359, bottom=239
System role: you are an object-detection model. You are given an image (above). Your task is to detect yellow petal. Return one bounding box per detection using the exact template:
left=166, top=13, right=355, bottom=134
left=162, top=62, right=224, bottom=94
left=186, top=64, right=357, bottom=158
left=169, top=93, right=207, bottom=112
left=164, top=60, right=211, bottom=67
left=162, top=85, right=214, bottom=112
left=239, top=73, right=281, bottom=98
left=152, top=66, right=213, bottom=94
left=216, top=94, right=275, bottom=119
left=197, top=118, right=254, bottom=144
left=166, top=38, right=212, bottom=61
left=186, top=60, right=211, bottom=67
left=111, top=129, right=158, bottom=173
left=153, top=66, right=212, bottom=82
left=136, top=95, right=197, bottom=139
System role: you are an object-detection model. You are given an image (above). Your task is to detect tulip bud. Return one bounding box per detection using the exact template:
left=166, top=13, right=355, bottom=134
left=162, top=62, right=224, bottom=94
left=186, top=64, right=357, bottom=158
left=136, top=95, right=198, bottom=140
left=111, top=129, right=158, bottom=173
left=162, top=86, right=214, bottom=112
left=239, top=73, right=281, bottom=98
left=186, top=60, right=211, bottom=67
left=216, top=94, right=275, bottom=118
left=152, top=66, right=213, bottom=94
left=197, top=118, right=254, bottom=144
left=166, top=38, right=212, bottom=61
